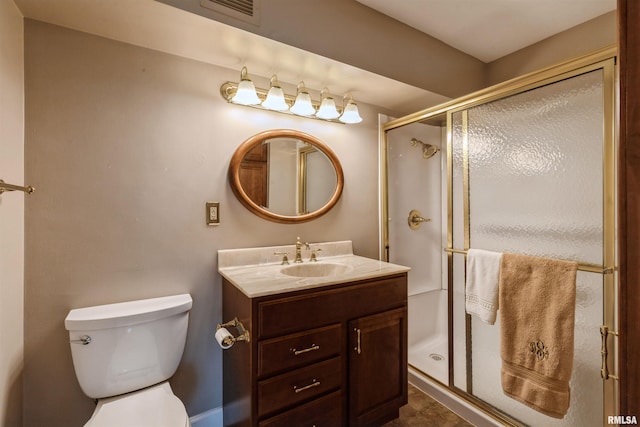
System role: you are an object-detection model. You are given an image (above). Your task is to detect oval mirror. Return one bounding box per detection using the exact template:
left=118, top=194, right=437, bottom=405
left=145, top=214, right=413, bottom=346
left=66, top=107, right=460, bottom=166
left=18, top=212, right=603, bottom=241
left=229, top=129, right=344, bottom=223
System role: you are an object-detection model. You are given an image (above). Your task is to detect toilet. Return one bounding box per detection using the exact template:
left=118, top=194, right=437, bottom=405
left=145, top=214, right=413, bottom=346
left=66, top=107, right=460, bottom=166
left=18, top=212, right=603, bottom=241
left=64, top=294, right=193, bottom=427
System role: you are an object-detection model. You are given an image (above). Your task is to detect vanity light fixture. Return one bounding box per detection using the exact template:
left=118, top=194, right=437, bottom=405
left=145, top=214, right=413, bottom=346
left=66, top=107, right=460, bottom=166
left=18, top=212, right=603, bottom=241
left=339, top=94, right=363, bottom=124
left=289, top=82, right=316, bottom=116
left=261, top=75, right=289, bottom=111
left=231, top=66, right=261, bottom=105
left=315, top=88, right=340, bottom=120
left=220, top=67, right=363, bottom=124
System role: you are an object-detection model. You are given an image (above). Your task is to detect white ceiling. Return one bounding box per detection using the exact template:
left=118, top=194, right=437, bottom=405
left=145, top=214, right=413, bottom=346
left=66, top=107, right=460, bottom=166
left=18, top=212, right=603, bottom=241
left=356, top=0, right=616, bottom=62
left=14, top=0, right=616, bottom=116
left=14, top=0, right=451, bottom=115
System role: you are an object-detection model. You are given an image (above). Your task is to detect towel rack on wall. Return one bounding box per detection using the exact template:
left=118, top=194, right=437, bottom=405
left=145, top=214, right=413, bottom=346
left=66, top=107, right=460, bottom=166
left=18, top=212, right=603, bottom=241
left=443, top=247, right=614, bottom=274
left=0, top=179, right=35, bottom=195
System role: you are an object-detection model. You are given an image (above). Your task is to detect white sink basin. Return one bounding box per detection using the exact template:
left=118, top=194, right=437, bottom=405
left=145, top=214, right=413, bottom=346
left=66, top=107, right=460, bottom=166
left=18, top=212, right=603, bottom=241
left=281, top=262, right=353, bottom=278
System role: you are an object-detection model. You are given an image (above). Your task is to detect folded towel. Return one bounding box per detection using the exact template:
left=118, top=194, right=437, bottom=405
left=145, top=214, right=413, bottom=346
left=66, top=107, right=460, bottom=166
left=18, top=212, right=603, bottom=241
left=499, top=253, right=578, bottom=419
left=465, top=248, right=503, bottom=325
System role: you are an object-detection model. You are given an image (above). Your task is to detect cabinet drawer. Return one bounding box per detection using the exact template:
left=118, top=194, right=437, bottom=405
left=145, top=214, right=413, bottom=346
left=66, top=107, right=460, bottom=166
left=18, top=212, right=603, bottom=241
left=258, top=324, right=342, bottom=377
left=258, top=390, right=343, bottom=427
left=258, top=275, right=407, bottom=338
left=257, top=357, right=342, bottom=417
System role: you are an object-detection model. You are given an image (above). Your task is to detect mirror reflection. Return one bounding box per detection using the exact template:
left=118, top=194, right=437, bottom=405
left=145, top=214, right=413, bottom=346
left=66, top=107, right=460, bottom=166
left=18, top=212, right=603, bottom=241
left=229, top=129, right=344, bottom=223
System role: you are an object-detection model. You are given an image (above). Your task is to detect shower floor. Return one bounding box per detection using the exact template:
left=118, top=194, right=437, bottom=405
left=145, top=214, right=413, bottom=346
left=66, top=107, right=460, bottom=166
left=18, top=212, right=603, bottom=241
left=408, top=333, right=448, bottom=384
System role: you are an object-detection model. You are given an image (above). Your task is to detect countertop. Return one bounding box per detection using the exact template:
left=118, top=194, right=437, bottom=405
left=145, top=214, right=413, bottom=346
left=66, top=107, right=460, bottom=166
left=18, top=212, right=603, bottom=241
left=218, top=241, right=410, bottom=298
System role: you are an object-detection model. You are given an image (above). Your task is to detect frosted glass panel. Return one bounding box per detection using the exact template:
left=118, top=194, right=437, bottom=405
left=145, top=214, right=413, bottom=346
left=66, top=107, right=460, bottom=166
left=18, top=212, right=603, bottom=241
left=452, top=70, right=605, bottom=426
left=467, top=71, right=603, bottom=264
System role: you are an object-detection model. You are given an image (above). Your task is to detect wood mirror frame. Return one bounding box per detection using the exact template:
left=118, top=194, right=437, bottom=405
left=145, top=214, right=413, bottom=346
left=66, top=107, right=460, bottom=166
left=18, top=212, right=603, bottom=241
left=228, top=129, right=344, bottom=223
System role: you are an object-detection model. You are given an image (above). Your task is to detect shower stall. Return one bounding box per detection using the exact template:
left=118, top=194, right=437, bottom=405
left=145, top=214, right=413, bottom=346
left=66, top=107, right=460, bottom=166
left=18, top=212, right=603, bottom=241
left=380, top=47, right=618, bottom=426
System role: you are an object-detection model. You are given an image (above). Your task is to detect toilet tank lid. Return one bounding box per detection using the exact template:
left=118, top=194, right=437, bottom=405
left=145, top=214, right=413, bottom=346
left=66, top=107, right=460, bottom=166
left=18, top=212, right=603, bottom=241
left=65, top=294, right=193, bottom=331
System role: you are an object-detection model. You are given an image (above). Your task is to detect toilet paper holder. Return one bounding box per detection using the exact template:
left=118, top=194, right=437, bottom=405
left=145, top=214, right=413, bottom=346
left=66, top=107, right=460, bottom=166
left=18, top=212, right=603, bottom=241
left=216, top=317, right=250, bottom=346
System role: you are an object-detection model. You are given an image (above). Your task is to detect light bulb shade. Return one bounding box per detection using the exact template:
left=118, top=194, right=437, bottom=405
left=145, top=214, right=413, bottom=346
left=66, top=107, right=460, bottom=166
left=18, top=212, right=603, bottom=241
left=290, top=91, right=316, bottom=116
left=339, top=101, right=363, bottom=123
left=262, top=85, right=288, bottom=111
left=231, top=79, right=261, bottom=105
left=316, top=97, right=340, bottom=119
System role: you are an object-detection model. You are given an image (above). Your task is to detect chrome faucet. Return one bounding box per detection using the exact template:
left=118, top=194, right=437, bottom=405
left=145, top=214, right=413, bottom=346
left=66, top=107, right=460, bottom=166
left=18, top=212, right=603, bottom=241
left=294, top=236, right=310, bottom=263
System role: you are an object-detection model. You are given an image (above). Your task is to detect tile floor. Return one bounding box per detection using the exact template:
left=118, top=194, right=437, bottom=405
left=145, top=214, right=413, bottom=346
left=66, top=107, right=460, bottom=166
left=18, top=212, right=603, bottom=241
left=382, top=384, right=475, bottom=427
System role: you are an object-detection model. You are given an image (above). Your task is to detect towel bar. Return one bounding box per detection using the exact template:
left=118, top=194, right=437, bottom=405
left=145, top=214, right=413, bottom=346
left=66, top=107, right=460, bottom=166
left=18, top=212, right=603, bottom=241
left=444, top=247, right=614, bottom=274
left=0, top=179, right=35, bottom=195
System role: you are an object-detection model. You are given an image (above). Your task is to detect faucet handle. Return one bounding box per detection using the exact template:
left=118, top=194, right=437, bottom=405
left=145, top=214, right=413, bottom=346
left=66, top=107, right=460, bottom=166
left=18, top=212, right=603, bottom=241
left=309, top=248, right=322, bottom=262
left=274, top=251, right=290, bottom=265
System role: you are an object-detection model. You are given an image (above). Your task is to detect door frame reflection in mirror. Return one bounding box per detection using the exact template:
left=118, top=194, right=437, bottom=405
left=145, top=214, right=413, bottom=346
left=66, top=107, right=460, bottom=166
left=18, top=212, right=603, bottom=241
left=228, top=129, right=344, bottom=223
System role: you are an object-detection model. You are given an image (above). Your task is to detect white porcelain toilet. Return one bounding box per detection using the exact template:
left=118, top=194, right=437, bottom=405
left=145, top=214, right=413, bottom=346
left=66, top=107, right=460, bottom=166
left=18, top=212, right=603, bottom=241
left=64, top=294, right=193, bottom=427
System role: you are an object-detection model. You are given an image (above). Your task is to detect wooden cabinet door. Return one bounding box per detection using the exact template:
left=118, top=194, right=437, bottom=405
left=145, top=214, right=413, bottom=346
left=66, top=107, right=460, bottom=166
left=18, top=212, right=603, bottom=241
left=348, top=307, right=407, bottom=427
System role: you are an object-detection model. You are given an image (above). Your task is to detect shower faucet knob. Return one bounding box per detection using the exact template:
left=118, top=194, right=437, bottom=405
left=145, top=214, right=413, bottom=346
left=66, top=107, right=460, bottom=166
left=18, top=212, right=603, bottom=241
left=408, top=209, right=431, bottom=230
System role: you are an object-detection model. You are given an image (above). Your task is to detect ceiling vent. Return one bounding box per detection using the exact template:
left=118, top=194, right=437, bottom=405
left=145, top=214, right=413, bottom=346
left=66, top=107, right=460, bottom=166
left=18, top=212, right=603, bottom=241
left=200, top=0, right=260, bottom=24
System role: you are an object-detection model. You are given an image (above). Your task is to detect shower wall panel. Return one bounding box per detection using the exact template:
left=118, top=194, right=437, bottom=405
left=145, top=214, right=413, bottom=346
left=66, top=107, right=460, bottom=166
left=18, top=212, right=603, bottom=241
left=386, top=120, right=449, bottom=384
left=387, top=122, right=443, bottom=296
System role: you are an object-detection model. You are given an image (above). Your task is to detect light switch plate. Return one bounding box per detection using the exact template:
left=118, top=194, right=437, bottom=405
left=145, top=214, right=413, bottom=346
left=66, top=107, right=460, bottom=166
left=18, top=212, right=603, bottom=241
left=206, top=202, right=220, bottom=225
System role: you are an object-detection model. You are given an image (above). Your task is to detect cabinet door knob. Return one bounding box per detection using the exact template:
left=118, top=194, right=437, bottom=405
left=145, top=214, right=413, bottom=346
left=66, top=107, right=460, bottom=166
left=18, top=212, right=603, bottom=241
left=354, top=328, right=361, bottom=354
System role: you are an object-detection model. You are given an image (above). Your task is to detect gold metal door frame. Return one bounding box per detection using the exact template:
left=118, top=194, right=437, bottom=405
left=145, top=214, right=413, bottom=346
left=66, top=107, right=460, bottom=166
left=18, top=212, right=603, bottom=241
left=380, top=46, right=618, bottom=426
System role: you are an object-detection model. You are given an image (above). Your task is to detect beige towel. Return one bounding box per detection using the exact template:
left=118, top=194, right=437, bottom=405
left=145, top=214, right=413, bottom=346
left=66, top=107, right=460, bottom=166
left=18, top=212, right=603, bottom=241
left=466, top=248, right=503, bottom=325
left=499, top=253, right=578, bottom=419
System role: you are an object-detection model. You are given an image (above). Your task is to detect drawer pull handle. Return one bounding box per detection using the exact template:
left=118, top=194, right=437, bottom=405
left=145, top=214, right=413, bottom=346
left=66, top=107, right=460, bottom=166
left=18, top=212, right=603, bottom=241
left=292, top=344, right=320, bottom=356
left=354, top=328, right=361, bottom=354
left=293, top=379, right=320, bottom=393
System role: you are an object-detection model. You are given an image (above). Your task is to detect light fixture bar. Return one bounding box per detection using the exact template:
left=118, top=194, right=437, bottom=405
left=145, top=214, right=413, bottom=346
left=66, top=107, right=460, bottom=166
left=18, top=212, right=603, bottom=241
left=220, top=70, right=363, bottom=124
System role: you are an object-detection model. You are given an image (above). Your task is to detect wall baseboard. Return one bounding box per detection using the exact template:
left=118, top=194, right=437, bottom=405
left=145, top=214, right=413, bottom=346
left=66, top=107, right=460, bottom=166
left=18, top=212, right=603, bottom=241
left=190, top=406, right=223, bottom=427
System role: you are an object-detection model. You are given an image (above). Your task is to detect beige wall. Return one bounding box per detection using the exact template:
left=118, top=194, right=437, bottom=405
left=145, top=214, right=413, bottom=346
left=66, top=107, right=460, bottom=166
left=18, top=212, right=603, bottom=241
left=17, top=5, right=618, bottom=426
left=24, top=20, right=383, bottom=426
left=157, top=0, right=487, bottom=99
left=0, top=1, right=24, bottom=426
left=157, top=0, right=616, bottom=100
left=487, top=11, right=616, bottom=86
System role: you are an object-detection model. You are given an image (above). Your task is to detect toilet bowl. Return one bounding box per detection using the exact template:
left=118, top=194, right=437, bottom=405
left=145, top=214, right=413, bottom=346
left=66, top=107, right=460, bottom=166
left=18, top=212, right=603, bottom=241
left=85, top=382, right=190, bottom=427
left=65, top=294, right=193, bottom=427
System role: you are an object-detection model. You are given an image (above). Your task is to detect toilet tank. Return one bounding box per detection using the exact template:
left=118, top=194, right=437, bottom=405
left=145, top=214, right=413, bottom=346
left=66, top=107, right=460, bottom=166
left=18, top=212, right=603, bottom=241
left=65, top=294, right=193, bottom=399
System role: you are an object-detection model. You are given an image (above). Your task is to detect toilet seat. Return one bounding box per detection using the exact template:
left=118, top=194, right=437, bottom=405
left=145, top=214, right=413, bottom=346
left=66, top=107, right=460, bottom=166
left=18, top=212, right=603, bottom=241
left=85, top=382, right=190, bottom=427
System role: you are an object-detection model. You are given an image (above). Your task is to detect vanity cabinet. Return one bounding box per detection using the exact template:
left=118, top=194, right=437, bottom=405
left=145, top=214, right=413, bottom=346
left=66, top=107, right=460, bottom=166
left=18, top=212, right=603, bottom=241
left=222, top=273, right=408, bottom=427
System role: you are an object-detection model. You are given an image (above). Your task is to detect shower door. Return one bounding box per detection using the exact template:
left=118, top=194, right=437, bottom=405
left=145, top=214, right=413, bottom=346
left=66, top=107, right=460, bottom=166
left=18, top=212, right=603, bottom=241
left=448, top=63, right=616, bottom=426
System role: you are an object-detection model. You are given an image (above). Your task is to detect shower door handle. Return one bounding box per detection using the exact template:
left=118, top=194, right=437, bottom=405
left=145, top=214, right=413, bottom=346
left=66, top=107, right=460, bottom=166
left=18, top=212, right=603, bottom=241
left=600, top=325, right=619, bottom=380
